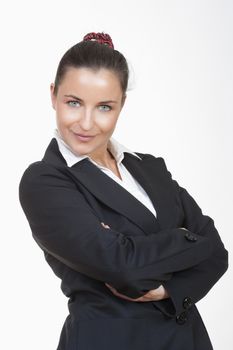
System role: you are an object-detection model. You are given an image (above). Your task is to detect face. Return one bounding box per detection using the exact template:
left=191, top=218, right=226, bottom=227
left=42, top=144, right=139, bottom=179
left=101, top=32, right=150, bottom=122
left=50, top=67, right=126, bottom=159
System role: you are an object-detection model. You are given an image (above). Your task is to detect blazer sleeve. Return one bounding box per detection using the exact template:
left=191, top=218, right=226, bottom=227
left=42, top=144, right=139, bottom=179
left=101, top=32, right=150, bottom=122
left=150, top=159, right=228, bottom=318
left=18, top=161, right=216, bottom=298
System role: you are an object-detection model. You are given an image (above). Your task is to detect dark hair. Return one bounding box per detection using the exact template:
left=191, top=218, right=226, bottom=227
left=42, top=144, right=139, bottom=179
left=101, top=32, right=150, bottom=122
left=53, top=32, right=129, bottom=99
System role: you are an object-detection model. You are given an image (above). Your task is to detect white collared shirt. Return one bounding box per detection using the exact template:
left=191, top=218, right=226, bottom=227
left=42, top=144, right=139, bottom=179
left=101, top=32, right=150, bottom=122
left=54, top=128, right=157, bottom=217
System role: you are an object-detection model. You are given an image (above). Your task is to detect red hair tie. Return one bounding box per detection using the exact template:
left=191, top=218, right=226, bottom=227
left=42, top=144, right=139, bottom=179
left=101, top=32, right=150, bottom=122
left=83, top=32, right=114, bottom=49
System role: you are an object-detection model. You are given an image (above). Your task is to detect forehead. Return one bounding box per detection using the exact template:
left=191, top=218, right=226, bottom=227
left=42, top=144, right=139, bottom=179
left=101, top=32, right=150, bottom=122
left=59, top=67, right=122, bottom=97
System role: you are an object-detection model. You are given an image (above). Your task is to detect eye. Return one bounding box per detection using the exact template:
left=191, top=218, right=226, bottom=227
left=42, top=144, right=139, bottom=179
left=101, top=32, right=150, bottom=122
left=67, top=100, right=80, bottom=107
left=99, top=105, right=112, bottom=111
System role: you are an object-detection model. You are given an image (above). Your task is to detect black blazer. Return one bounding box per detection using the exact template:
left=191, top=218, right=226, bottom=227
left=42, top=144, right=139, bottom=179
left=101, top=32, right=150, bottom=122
left=18, top=137, right=228, bottom=350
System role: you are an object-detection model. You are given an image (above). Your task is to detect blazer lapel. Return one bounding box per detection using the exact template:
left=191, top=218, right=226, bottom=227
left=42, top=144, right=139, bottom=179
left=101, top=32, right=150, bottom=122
left=42, top=138, right=175, bottom=235
left=122, top=154, right=180, bottom=230
left=68, top=159, right=160, bottom=235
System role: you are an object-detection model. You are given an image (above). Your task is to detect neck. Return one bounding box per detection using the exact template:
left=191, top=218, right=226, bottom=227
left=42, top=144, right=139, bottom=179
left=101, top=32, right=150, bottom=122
left=89, top=148, right=115, bottom=168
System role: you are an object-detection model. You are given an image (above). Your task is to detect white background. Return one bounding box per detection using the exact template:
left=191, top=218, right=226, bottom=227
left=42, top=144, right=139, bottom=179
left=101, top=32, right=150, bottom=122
left=1, top=0, right=232, bottom=349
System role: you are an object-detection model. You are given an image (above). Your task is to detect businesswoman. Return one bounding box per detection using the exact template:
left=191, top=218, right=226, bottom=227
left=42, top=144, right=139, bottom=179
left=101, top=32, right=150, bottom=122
left=19, top=32, right=228, bottom=350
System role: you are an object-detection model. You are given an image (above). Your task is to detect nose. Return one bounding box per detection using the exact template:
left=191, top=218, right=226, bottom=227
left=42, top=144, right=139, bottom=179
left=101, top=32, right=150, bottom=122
left=78, top=108, right=94, bottom=131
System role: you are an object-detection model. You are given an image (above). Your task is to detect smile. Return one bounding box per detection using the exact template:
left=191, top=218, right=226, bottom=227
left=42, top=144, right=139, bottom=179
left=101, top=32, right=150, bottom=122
left=73, top=133, right=96, bottom=142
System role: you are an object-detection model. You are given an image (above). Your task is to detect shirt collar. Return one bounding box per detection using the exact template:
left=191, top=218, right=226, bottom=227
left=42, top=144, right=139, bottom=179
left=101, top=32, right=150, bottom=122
left=53, top=128, right=142, bottom=167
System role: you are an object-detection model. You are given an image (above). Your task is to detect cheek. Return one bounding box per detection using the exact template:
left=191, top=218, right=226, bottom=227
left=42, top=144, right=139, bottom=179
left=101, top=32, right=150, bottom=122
left=56, top=106, right=79, bottom=124
left=96, top=113, right=119, bottom=132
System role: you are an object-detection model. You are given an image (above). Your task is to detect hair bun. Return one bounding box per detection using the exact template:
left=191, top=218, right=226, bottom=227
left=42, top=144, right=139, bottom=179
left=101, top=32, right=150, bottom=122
left=83, top=32, right=114, bottom=49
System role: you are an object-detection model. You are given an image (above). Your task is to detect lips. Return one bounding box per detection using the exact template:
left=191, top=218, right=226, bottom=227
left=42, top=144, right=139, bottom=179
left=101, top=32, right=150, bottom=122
left=75, top=133, right=95, bottom=137
left=73, top=132, right=96, bottom=142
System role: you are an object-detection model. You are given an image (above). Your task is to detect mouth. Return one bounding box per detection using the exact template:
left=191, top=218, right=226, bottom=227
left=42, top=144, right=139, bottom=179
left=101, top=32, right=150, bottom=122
left=73, top=132, right=96, bottom=142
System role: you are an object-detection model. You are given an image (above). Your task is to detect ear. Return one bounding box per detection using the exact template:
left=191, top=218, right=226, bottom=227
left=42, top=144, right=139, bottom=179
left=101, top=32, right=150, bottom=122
left=50, top=83, right=56, bottom=110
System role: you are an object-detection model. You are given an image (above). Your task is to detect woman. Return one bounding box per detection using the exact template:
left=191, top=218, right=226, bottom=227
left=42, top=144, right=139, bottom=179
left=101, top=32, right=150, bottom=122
left=18, top=32, right=228, bottom=350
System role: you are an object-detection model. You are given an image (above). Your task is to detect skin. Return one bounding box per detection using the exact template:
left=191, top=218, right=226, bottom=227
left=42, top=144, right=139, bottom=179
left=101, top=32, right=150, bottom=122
left=50, top=66, right=169, bottom=302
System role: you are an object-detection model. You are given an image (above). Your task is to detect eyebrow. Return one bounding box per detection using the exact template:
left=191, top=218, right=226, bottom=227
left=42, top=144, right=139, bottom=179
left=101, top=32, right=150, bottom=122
left=64, top=94, right=118, bottom=104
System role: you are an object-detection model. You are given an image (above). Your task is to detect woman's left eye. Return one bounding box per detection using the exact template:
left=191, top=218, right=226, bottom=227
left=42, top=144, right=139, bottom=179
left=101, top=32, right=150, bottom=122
left=99, top=105, right=112, bottom=111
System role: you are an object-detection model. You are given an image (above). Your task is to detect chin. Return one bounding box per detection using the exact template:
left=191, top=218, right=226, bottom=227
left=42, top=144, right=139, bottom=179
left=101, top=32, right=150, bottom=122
left=70, top=141, right=97, bottom=156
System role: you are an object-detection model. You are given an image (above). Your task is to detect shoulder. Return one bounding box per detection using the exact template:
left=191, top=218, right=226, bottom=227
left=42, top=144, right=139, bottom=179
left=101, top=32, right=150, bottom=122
left=19, top=161, right=58, bottom=182
left=135, top=151, right=181, bottom=192
left=18, top=160, right=74, bottom=193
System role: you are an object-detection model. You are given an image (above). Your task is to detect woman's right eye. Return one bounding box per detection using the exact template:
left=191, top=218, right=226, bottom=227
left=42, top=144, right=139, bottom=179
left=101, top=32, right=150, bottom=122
left=67, top=101, right=80, bottom=107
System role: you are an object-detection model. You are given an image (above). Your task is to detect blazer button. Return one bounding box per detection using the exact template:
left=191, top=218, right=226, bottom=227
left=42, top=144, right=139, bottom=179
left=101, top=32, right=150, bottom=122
left=184, top=232, right=198, bottom=242
left=176, top=311, right=188, bottom=325
left=183, top=297, right=192, bottom=310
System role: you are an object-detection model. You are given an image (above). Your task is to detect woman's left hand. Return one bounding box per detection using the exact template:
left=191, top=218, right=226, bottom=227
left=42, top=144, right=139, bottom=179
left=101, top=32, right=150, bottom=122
left=105, top=283, right=169, bottom=302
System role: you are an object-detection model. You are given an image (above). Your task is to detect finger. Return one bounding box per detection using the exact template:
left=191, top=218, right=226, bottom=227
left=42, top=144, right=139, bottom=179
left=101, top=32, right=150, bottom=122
left=105, top=284, right=146, bottom=302
left=112, top=291, right=141, bottom=301
left=101, top=222, right=110, bottom=229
